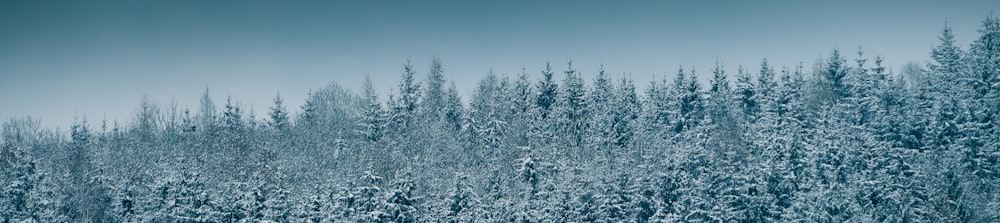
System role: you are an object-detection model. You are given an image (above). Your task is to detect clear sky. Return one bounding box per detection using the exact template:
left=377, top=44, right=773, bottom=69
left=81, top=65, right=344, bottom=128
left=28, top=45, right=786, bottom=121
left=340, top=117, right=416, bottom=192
left=0, top=0, right=995, bottom=130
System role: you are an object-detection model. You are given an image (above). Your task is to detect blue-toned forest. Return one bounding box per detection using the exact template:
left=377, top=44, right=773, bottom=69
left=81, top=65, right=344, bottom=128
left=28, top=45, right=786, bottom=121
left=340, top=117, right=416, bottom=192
left=3, top=16, right=1000, bottom=222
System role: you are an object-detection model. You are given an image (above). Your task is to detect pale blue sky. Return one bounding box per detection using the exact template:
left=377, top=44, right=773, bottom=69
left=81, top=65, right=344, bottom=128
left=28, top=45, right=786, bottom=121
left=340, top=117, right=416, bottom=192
left=0, top=0, right=995, bottom=129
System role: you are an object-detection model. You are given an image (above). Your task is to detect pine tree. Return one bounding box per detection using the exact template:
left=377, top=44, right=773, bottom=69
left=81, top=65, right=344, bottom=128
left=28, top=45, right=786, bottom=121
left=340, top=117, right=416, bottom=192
left=147, top=169, right=222, bottom=222
left=267, top=93, right=290, bottom=131
left=588, top=65, right=616, bottom=163
left=818, top=49, right=851, bottom=102
left=707, top=62, right=732, bottom=122
left=929, top=22, right=965, bottom=80
left=468, top=72, right=510, bottom=164
left=553, top=61, right=589, bottom=157
left=384, top=172, right=420, bottom=223
left=441, top=173, right=481, bottom=222
left=755, top=59, right=778, bottom=117
left=536, top=62, right=559, bottom=119
left=966, top=15, right=1000, bottom=98
left=358, top=77, right=387, bottom=143
left=642, top=75, right=672, bottom=139
left=221, top=96, right=246, bottom=153
left=443, top=82, right=465, bottom=133
left=296, top=90, right=321, bottom=138
left=69, top=117, right=104, bottom=221
left=705, top=62, right=741, bottom=159
left=422, top=57, right=447, bottom=121
left=510, top=70, right=536, bottom=147
left=673, top=67, right=703, bottom=132
left=734, top=65, right=757, bottom=121
left=612, top=76, right=640, bottom=150
left=353, top=167, right=388, bottom=222
left=398, top=60, right=422, bottom=127
left=710, top=61, right=730, bottom=94
left=956, top=14, right=1000, bottom=222
left=1, top=118, right=66, bottom=222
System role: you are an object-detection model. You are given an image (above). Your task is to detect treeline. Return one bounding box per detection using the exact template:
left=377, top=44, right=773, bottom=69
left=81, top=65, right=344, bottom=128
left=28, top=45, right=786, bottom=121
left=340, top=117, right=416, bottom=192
left=2, top=16, right=1000, bottom=222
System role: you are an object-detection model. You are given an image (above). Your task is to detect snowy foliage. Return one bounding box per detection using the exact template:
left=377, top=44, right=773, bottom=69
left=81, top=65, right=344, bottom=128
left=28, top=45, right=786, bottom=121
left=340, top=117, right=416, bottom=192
left=3, top=15, right=1000, bottom=222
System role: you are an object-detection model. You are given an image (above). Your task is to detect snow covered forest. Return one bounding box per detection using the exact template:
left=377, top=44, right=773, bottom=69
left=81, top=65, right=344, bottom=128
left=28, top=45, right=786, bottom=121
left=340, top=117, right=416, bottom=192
left=3, top=16, right=1000, bottom=222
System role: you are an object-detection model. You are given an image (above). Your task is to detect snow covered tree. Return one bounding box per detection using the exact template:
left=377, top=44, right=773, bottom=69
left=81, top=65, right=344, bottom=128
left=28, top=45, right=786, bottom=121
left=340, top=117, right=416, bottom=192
left=395, top=60, right=422, bottom=130
left=468, top=72, right=509, bottom=157
left=755, top=59, right=778, bottom=119
left=526, top=63, right=561, bottom=153
left=611, top=76, right=641, bottom=150
left=8, top=17, right=1000, bottom=221
left=734, top=65, right=757, bottom=121
left=815, top=49, right=851, bottom=102
left=358, top=77, right=387, bottom=143
left=267, top=93, right=290, bottom=132
left=929, top=22, right=965, bottom=81
left=955, top=14, right=1000, bottom=222
left=146, top=169, right=223, bottom=222
left=383, top=172, right=420, bottom=223
left=642, top=75, right=672, bottom=140
left=1, top=117, right=69, bottom=222
left=673, top=67, right=703, bottom=132
left=352, top=167, right=389, bottom=222
left=536, top=62, right=559, bottom=119
left=704, top=62, right=742, bottom=160
left=421, top=57, right=447, bottom=122
left=587, top=65, right=617, bottom=164
left=439, top=173, right=480, bottom=222
left=509, top=70, right=536, bottom=147
left=298, top=90, right=319, bottom=130
left=710, top=61, right=730, bottom=94
left=966, top=15, right=1000, bottom=98
left=775, top=64, right=806, bottom=121
left=221, top=96, right=245, bottom=140
left=443, top=82, right=465, bottom=133
left=552, top=61, right=589, bottom=158
left=68, top=117, right=114, bottom=222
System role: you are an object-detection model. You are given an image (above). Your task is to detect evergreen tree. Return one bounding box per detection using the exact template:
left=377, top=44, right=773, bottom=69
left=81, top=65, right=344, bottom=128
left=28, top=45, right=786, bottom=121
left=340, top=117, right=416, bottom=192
left=398, top=60, right=422, bottom=127
left=536, top=62, right=559, bottom=119
left=384, top=172, right=420, bottom=223
left=673, top=67, right=703, bottom=132
left=956, top=15, right=1000, bottom=222
left=755, top=59, right=778, bottom=117
left=612, top=76, right=640, bottom=150
left=1, top=118, right=68, bottom=222
left=440, top=174, right=481, bottom=222
left=443, top=82, right=465, bottom=133
left=588, top=65, right=616, bottom=163
left=298, top=90, right=319, bottom=130
left=966, top=15, right=1000, bottom=98
left=267, top=93, right=290, bottom=131
left=642, top=75, right=672, bottom=139
left=422, top=57, right=447, bottom=121
left=553, top=61, right=589, bottom=157
left=358, top=77, right=387, bottom=143
left=147, top=169, right=222, bottom=222
left=510, top=70, right=536, bottom=147
left=929, top=22, right=965, bottom=80
left=710, top=60, right=730, bottom=94
left=817, top=49, right=851, bottom=102
left=221, top=96, right=246, bottom=150
left=734, top=65, right=757, bottom=121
